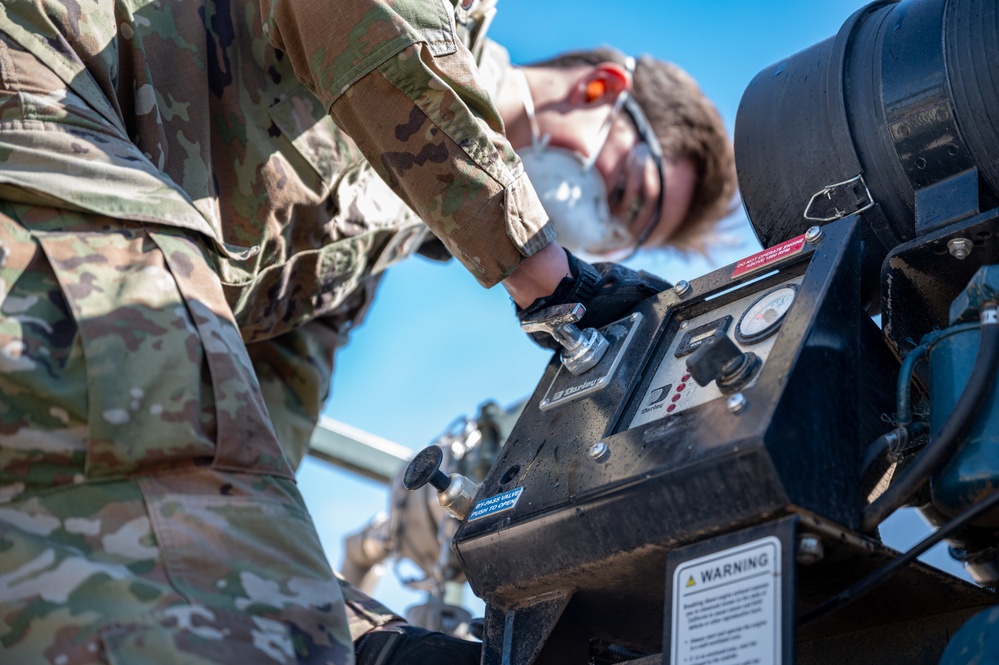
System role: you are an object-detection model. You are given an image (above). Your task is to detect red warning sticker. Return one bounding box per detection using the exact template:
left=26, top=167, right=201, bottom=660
left=732, top=234, right=807, bottom=278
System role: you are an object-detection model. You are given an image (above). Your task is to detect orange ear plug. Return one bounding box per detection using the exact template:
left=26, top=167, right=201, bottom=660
left=585, top=79, right=607, bottom=103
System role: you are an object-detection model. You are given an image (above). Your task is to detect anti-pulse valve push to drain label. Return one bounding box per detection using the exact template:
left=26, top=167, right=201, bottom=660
left=671, top=537, right=782, bottom=665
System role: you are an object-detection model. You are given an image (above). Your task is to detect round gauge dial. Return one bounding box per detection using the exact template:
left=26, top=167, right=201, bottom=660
left=735, top=284, right=798, bottom=344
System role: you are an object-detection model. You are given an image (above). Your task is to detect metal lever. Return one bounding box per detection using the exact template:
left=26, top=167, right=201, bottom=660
left=520, top=303, right=609, bottom=375
left=403, top=445, right=480, bottom=520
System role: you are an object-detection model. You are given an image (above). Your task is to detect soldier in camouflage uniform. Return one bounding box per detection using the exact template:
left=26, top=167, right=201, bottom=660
left=0, top=0, right=731, bottom=662
left=253, top=28, right=739, bottom=478
left=0, top=0, right=568, bottom=661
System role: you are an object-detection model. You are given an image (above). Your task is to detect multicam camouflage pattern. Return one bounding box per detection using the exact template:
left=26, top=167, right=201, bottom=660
left=0, top=0, right=551, bottom=293
left=337, top=573, right=404, bottom=643
left=0, top=208, right=356, bottom=662
left=0, top=0, right=547, bottom=661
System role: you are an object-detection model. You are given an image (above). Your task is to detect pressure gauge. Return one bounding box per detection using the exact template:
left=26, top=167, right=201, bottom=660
left=735, top=284, right=798, bottom=344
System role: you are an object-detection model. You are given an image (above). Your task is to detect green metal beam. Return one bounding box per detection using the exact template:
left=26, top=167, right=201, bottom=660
left=307, top=417, right=410, bottom=485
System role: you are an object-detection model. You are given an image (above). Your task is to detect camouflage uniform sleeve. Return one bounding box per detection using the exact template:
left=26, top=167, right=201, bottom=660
left=336, top=573, right=406, bottom=641
left=260, top=0, right=554, bottom=287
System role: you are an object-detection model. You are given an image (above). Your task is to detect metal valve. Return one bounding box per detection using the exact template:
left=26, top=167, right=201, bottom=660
left=520, top=303, right=609, bottom=375
left=403, top=445, right=480, bottom=520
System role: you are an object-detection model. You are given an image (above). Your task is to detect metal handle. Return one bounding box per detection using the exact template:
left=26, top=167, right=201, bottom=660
left=403, top=446, right=480, bottom=520
left=520, top=303, right=609, bottom=375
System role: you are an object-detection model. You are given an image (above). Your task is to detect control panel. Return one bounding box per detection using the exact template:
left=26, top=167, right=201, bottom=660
left=628, top=278, right=802, bottom=428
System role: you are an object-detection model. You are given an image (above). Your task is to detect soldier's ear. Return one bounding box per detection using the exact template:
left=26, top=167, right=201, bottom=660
left=571, top=62, right=632, bottom=107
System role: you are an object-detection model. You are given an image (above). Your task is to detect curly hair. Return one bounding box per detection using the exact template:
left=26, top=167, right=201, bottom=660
left=530, top=47, right=738, bottom=253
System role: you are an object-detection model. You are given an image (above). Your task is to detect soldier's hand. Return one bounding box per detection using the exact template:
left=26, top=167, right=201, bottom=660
left=517, top=248, right=671, bottom=350
left=355, top=625, right=481, bottom=665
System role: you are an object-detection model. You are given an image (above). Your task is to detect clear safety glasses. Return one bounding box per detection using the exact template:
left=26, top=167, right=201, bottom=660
left=585, top=60, right=667, bottom=261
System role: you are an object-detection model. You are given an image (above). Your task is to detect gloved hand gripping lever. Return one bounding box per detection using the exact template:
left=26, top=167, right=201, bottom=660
left=520, top=303, right=609, bottom=375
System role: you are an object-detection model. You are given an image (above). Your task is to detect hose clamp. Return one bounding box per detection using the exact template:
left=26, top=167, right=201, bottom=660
left=981, top=307, right=998, bottom=325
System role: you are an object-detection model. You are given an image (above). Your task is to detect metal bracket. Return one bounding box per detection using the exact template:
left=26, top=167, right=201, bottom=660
left=804, top=174, right=875, bottom=222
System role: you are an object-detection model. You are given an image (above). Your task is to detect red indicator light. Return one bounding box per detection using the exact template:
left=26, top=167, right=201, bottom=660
left=671, top=394, right=681, bottom=403
left=667, top=404, right=676, bottom=413
left=677, top=383, right=686, bottom=392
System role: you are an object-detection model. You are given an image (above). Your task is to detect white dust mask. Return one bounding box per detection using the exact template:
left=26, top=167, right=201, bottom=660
left=514, top=68, right=634, bottom=258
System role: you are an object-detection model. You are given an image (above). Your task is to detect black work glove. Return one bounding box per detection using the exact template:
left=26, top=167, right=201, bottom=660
left=517, top=249, right=671, bottom=350
left=355, top=625, right=481, bottom=665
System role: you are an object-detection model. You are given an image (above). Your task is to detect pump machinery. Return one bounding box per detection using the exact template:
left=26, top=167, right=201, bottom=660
left=352, top=0, right=999, bottom=661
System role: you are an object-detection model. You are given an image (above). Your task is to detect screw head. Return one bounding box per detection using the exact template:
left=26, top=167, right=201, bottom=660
left=797, top=535, right=825, bottom=565
left=948, top=237, right=973, bottom=260
left=588, top=441, right=610, bottom=462
left=805, top=226, right=824, bottom=244
left=726, top=393, right=747, bottom=414
left=674, top=280, right=691, bottom=296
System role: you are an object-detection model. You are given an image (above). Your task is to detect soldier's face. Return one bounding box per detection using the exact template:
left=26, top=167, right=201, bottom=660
left=530, top=67, right=696, bottom=253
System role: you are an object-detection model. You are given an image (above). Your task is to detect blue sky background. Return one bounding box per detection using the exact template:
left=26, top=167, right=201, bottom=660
left=296, top=0, right=967, bottom=617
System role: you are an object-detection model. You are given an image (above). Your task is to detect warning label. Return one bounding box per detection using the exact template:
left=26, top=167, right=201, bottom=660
left=731, top=235, right=806, bottom=278
left=468, top=486, right=523, bottom=522
left=671, top=537, right=781, bottom=665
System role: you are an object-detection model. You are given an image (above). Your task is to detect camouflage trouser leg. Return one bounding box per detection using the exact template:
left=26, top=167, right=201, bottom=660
left=0, top=472, right=354, bottom=665
left=0, top=206, right=355, bottom=664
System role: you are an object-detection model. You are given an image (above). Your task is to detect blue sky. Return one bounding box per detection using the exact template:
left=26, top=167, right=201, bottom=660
left=295, top=0, right=966, bottom=617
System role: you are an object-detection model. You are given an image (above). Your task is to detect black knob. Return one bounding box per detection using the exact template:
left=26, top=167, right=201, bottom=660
left=686, top=330, right=743, bottom=386
left=685, top=330, right=761, bottom=392
left=404, top=445, right=450, bottom=492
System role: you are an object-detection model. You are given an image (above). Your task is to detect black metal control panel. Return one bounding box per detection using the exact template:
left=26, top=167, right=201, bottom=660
left=453, top=217, right=901, bottom=663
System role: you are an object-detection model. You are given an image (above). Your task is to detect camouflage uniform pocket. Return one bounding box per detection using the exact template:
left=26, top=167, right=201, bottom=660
left=33, top=225, right=219, bottom=478
left=23, top=212, right=289, bottom=482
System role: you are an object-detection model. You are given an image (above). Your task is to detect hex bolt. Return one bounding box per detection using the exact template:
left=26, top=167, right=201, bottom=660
left=805, top=226, right=824, bottom=244
left=674, top=280, right=692, bottom=296
left=588, top=441, right=610, bottom=462
left=947, top=237, right=974, bottom=260
left=797, top=534, right=825, bottom=565
left=726, top=393, right=747, bottom=414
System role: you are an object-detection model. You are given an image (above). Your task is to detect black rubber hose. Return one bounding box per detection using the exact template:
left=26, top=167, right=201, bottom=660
left=859, top=422, right=929, bottom=501
left=861, top=310, right=999, bottom=533
left=800, top=485, right=999, bottom=627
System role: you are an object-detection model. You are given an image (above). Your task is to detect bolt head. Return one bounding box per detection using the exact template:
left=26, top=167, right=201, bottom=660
left=674, top=280, right=691, bottom=296
left=805, top=226, right=824, bottom=244
left=797, top=535, right=825, bottom=565
left=947, top=237, right=974, bottom=260
left=726, top=393, right=747, bottom=414
left=588, top=441, right=610, bottom=462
